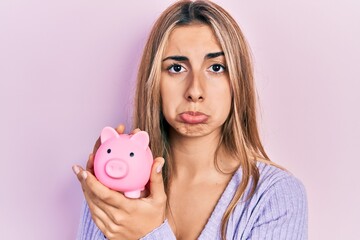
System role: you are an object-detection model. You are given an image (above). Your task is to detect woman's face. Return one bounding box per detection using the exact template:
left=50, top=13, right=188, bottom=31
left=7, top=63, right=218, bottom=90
left=160, top=23, right=232, bottom=138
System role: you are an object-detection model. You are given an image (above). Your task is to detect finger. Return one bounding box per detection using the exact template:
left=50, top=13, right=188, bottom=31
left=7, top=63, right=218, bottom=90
left=86, top=153, right=95, bottom=174
left=83, top=190, right=120, bottom=239
left=79, top=169, right=126, bottom=222
left=84, top=193, right=110, bottom=229
left=140, top=188, right=150, bottom=198
left=73, top=165, right=92, bottom=193
left=115, top=124, right=125, bottom=134
left=86, top=201, right=121, bottom=240
left=81, top=169, right=128, bottom=208
left=92, top=137, right=101, bottom=155
left=72, top=164, right=83, bottom=182
left=73, top=165, right=125, bottom=234
left=130, top=128, right=141, bottom=135
left=148, top=157, right=166, bottom=200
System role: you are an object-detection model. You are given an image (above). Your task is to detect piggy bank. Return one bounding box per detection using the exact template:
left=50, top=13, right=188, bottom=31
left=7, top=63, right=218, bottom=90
left=94, top=127, right=153, bottom=198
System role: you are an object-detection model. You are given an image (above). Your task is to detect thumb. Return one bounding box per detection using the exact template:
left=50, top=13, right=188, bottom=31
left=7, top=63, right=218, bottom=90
left=149, top=157, right=166, bottom=199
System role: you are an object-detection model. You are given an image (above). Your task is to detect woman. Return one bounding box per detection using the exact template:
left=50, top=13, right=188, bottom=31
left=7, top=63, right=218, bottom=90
left=73, top=1, right=307, bottom=239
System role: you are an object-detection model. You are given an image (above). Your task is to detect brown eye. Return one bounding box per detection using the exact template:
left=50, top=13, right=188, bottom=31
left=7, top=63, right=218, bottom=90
left=209, top=64, right=225, bottom=73
left=173, top=65, right=182, bottom=72
left=168, top=64, right=185, bottom=73
left=212, top=65, right=221, bottom=71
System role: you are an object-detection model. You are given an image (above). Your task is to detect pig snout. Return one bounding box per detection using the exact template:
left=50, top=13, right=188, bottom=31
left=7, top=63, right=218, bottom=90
left=104, top=159, right=129, bottom=179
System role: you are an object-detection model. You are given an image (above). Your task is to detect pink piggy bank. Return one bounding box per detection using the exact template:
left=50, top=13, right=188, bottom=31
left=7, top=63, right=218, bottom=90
left=94, top=127, right=153, bottom=198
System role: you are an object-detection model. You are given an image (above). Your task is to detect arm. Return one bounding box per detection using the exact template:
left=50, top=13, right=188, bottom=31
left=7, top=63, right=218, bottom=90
left=74, top=156, right=167, bottom=240
left=76, top=201, right=176, bottom=240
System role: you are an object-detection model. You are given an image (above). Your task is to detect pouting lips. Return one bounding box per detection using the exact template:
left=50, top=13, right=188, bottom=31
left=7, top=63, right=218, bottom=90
left=179, top=111, right=209, bottom=124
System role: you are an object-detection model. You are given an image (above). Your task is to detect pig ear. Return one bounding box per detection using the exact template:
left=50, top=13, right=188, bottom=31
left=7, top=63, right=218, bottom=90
left=100, top=127, right=119, bottom=144
left=130, top=131, right=149, bottom=149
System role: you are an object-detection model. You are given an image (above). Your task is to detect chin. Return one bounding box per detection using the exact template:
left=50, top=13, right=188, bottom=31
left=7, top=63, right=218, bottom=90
left=171, top=122, right=221, bottom=138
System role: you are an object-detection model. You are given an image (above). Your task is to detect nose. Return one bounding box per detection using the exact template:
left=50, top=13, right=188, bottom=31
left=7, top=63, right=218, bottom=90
left=185, top=72, right=204, bottom=102
left=105, top=159, right=129, bottom=179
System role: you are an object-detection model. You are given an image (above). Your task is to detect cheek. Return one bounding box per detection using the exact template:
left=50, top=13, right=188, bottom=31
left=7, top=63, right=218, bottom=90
left=217, top=93, right=232, bottom=118
left=211, top=81, right=232, bottom=120
left=210, top=78, right=231, bottom=100
left=160, top=80, right=177, bottom=117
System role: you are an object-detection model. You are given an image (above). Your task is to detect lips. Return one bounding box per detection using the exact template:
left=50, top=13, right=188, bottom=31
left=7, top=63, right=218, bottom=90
left=179, top=111, right=209, bottom=124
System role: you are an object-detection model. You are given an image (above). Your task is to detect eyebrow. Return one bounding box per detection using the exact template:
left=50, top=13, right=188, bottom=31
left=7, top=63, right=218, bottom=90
left=162, top=55, right=188, bottom=62
left=162, top=51, right=224, bottom=62
left=205, top=51, right=224, bottom=59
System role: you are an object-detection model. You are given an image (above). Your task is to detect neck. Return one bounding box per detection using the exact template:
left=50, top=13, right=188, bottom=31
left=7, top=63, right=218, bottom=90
left=169, top=128, right=223, bottom=181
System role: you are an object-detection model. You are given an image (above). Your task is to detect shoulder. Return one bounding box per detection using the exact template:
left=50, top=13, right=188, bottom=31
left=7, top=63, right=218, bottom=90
left=248, top=161, right=308, bottom=218
left=227, top=162, right=308, bottom=239
left=255, top=161, right=307, bottom=201
left=231, top=161, right=307, bottom=202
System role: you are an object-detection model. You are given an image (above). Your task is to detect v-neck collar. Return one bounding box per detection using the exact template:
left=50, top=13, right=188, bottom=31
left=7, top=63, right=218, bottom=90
left=197, top=166, right=243, bottom=239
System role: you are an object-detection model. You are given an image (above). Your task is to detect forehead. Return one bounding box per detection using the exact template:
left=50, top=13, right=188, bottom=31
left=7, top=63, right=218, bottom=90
left=164, top=23, right=223, bottom=55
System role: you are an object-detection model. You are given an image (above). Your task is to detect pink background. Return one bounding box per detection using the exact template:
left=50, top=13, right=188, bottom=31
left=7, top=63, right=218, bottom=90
left=1, top=0, right=359, bottom=239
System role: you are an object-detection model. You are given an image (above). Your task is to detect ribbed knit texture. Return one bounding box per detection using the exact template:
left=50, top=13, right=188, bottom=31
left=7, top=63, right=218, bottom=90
left=77, top=162, right=308, bottom=239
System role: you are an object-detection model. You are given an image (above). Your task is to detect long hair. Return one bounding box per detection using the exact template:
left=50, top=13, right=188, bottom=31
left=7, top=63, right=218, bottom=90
left=133, top=1, right=271, bottom=239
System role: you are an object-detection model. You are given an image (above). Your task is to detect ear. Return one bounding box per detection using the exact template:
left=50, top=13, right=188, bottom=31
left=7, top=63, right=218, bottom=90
left=100, top=127, right=119, bottom=144
left=130, top=131, right=150, bottom=150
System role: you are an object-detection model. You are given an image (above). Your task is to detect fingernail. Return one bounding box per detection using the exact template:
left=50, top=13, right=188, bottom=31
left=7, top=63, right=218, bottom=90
left=72, top=165, right=80, bottom=175
left=116, top=124, right=124, bottom=131
left=81, top=171, right=88, bottom=180
left=156, top=159, right=164, bottom=173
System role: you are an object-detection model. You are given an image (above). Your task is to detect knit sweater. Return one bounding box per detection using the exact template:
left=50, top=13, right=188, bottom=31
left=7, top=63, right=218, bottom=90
left=76, top=162, right=308, bottom=239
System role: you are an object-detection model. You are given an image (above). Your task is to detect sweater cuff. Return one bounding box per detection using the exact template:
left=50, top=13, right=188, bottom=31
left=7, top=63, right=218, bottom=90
left=140, top=219, right=176, bottom=240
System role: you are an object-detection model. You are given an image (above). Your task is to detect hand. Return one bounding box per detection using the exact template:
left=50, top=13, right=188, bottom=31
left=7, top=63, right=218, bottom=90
left=73, top=156, right=166, bottom=240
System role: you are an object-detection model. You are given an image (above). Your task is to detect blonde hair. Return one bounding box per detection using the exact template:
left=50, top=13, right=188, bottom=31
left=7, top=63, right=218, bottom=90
left=133, top=1, right=272, bottom=239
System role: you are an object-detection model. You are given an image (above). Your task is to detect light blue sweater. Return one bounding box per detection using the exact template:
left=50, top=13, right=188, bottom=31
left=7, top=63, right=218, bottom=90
left=77, top=162, right=308, bottom=239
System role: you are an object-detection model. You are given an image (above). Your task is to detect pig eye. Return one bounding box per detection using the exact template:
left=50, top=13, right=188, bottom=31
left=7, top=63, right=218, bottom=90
left=107, top=149, right=111, bottom=154
left=130, top=152, right=134, bottom=157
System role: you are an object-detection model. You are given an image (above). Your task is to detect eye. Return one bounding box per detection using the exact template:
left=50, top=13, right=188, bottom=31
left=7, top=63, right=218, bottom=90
left=208, top=64, right=225, bottom=73
left=107, top=149, right=111, bottom=154
left=168, top=64, right=186, bottom=73
left=130, top=152, right=134, bottom=157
